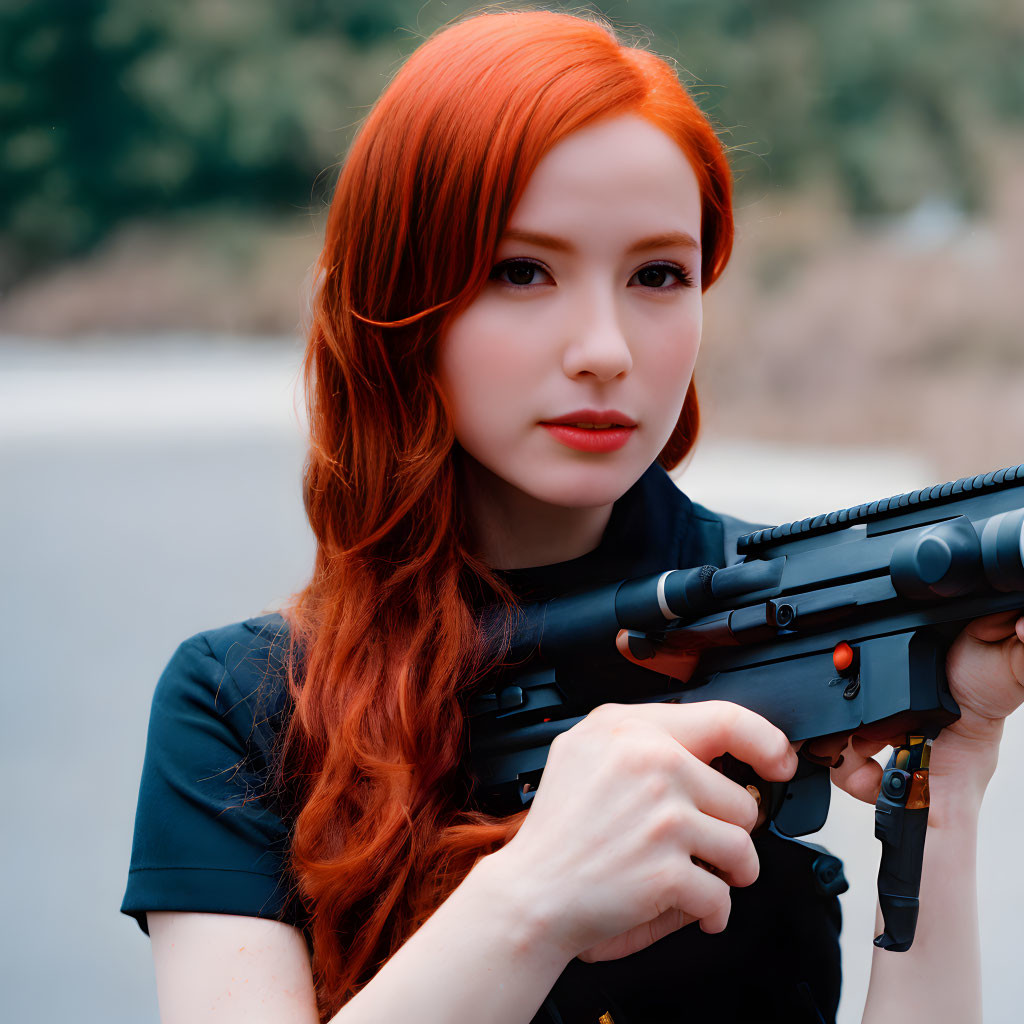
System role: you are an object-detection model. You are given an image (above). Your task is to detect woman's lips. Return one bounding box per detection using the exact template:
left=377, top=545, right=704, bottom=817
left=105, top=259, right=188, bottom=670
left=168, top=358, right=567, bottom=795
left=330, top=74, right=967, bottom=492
left=540, top=422, right=636, bottom=453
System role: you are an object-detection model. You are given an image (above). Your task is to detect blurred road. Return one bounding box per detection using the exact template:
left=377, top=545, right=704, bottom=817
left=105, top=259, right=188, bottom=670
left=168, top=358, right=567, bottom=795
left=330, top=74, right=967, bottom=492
left=2, top=334, right=1021, bottom=1023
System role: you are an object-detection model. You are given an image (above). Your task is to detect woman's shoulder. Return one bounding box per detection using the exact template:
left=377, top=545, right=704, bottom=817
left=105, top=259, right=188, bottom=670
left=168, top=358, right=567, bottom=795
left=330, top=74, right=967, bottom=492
left=160, top=610, right=292, bottom=716
left=175, top=611, right=292, bottom=687
left=194, top=611, right=291, bottom=660
left=156, top=612, right=293, bottom=753
left=122, top=612, right=300, bottom=934
left=682, top=496, right=769, bottom=569
left=146, top=610, right=296, bottom=782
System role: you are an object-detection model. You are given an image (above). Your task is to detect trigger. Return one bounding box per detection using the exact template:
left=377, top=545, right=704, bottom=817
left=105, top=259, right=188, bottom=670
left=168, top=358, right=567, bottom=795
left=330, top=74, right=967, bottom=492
left=771, top=755, right=832, bottom=837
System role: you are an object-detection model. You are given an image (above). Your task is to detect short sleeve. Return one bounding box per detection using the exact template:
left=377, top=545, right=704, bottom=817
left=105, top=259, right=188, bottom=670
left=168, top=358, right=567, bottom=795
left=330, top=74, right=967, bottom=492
left=121, top=626, right=301, bottom=936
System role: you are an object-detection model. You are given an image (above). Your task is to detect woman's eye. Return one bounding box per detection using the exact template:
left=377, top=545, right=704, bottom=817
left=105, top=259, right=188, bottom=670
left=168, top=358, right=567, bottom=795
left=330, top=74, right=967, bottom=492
left=631, top=263, right=693, bottom=289
left=490, top=259, right=694, bottom=290
left=490, top=259, right=551, bottom=288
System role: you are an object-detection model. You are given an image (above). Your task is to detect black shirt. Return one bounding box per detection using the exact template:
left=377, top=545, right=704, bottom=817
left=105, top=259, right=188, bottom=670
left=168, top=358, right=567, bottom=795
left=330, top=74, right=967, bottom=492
left=122, top=462, right=842, bottom=1023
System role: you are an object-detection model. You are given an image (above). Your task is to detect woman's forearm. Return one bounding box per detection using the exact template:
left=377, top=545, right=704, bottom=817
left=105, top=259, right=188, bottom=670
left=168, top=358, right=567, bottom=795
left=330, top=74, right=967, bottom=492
left=861, top=783, right=983, bottom=1023
left=330, top=852, right=571, bottom=1024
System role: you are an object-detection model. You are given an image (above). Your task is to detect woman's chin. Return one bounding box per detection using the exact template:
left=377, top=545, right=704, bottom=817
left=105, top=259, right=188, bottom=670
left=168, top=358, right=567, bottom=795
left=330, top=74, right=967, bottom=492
left=517, top=461, right=650, bottom=510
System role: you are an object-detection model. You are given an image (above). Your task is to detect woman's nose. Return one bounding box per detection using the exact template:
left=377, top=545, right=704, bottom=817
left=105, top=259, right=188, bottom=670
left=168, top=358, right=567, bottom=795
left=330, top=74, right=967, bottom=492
left=561, top=303, right=633, bottom=381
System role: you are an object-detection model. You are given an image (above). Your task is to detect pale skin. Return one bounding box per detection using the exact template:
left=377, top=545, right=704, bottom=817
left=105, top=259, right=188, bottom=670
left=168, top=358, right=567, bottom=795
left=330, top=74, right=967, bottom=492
left=148, top=114, right=1024, bottom=1022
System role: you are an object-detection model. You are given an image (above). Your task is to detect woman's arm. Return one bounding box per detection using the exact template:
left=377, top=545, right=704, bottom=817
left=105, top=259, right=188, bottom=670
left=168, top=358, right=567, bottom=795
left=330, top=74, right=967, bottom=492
left=149, top=853, right=572, bottom=1024
left=149, top=912, right=319, bottom=1022
left=148, top=700, right=799, bottom=1022
left=860, top=765, right=988, bottom=1023
left=848, top=609, right=1024, bottom=1023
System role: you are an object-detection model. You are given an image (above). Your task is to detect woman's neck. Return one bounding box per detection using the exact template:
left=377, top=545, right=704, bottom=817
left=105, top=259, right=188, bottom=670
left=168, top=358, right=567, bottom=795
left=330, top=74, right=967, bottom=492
left=459, top=457, right=614, bottom=570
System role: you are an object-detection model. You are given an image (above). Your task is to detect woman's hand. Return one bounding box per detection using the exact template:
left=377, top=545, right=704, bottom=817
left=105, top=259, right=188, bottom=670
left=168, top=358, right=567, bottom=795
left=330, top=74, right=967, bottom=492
left=831, top=610, right=1024, bottom=806
left=490, top=700, right=798, bottom=964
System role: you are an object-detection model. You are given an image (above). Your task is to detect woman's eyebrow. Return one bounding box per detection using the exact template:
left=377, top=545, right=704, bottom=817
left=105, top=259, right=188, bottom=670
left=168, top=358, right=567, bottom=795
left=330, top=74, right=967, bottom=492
left=501, top=228, right=701, bottom=254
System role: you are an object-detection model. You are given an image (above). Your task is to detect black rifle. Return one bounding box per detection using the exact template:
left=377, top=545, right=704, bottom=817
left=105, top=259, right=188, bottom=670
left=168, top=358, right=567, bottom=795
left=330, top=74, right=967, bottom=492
left=466, top=463, right=1024, bottom=952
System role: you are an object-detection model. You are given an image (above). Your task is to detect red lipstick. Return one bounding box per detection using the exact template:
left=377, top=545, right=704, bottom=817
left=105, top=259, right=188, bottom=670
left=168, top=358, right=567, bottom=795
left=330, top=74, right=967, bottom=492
left=539, top=409, right=637, bottom=453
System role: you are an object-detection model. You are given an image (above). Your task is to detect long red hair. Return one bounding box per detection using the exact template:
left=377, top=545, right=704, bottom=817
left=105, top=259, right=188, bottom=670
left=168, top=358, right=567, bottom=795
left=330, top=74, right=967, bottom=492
left=275, top=7, right=734, bottom=1017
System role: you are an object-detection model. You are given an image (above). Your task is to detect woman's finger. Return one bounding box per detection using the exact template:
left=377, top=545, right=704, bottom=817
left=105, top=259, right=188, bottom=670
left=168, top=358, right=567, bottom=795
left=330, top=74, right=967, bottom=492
left=850, top=734, right=893, bottom=759
left=831, top=740, right=884, bottom=804
left=960, top=608, right=1024, bottom=644
left=689, top=819, right=760, bottom=888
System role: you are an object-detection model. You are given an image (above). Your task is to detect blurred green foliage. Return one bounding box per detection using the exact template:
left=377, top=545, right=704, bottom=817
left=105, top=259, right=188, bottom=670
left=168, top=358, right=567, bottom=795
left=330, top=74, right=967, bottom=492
left=2, top=0, right=1022, bottom=280
left=606, top=0, right=1024, bottom=215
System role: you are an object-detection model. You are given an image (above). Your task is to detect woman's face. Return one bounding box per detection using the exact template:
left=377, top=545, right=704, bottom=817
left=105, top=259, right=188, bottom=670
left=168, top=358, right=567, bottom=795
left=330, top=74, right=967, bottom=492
left=437, top=112, right=704, bottom=513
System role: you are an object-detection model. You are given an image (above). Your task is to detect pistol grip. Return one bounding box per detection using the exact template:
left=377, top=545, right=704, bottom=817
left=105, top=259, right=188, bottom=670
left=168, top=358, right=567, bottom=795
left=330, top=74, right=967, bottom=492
left=873, top=737, right=932, bottom=952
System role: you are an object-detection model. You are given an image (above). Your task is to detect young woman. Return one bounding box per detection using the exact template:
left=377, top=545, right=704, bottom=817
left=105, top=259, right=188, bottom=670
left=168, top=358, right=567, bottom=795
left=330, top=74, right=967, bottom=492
left=122, top=9, right=1024, bottom=1023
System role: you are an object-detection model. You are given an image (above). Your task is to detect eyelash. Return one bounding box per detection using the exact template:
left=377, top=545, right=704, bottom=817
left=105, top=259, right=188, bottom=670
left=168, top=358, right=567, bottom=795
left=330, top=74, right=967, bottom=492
left=490, top=258, right=694, bottom=291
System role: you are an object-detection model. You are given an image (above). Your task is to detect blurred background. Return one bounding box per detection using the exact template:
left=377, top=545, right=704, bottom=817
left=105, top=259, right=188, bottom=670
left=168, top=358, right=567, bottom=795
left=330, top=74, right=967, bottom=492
left=2, top=1, right=1022, bottom=1021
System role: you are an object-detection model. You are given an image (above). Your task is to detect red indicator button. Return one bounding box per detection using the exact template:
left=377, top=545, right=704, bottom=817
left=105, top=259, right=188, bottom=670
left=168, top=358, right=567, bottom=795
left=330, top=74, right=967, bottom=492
left=833, top=642, right=855, bottom=673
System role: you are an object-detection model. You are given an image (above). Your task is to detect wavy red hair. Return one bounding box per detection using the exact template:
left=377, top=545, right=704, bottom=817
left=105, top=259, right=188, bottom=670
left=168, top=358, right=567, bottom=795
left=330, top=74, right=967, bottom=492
left=275, top=7, right=734, bottom=1017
